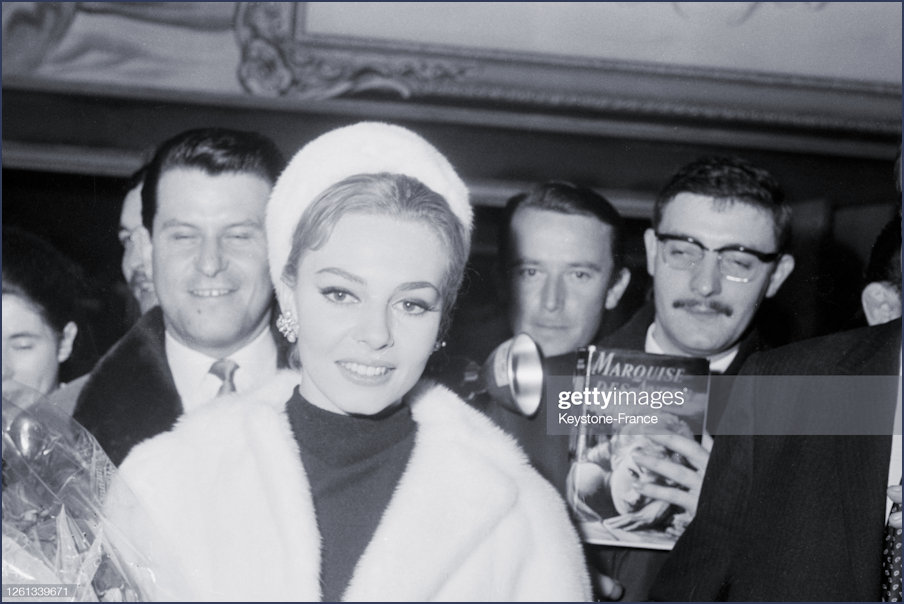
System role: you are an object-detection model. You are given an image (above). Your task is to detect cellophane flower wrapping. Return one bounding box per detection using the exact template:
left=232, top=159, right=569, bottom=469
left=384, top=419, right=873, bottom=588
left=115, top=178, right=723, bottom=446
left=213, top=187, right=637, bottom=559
left=2, top=387, right=161, bottom=601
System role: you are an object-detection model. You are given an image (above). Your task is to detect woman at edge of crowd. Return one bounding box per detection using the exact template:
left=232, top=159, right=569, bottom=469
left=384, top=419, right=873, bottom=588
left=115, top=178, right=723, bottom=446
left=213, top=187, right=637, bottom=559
left=2, top=226, right=94, bottom=415
left=104, top=122, right=591, bottom=601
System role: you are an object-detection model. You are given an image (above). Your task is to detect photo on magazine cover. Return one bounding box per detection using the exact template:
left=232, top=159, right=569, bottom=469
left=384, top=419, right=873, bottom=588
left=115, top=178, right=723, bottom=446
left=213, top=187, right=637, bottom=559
left=565, top=347, right=710, bottom=550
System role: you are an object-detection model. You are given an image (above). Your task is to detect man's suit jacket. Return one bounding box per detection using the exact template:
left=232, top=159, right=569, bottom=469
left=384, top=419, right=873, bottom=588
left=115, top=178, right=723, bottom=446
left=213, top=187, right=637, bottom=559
left=73, top=307, right=291, bottom=466
left=651, top=318, right=901, bottom=601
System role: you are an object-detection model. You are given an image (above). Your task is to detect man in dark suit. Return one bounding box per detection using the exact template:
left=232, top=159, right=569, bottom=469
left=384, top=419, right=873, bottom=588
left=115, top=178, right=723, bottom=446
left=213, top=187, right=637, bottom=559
left=602, top=156, right=795, bottom=427
left=437, top=181, right=631, bottom=495
left=651, top=317, right=901, bottom=601
left=73, top=129, right=289, bottom=465
left=583, top=156, right=797, bottom=601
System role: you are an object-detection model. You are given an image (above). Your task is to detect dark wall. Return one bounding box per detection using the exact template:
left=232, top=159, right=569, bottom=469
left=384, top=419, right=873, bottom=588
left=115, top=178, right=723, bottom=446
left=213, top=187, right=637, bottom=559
left=2, top=169, right=137, bottom=359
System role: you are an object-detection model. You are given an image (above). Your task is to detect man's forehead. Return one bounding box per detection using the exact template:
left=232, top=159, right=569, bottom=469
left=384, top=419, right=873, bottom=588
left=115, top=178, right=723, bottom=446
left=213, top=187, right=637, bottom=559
left=659, top=192, right=779, bottom=249
left=154, top=168, right=270, bottom=220
left=119, top=185, right=143, bottom=229
left=512, top=206, right=615, bottom=244
left=511, top=208, right=614, bottom=267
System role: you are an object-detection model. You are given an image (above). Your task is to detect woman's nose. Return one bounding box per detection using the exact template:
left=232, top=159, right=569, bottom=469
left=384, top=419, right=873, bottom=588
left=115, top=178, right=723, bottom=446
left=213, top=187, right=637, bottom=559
left=353, top=305, right=394, bottom=350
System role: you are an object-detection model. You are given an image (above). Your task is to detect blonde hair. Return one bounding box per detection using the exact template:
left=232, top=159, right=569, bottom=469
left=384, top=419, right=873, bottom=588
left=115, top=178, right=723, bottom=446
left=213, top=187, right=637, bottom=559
left=281, top=173, right=469, bottom=338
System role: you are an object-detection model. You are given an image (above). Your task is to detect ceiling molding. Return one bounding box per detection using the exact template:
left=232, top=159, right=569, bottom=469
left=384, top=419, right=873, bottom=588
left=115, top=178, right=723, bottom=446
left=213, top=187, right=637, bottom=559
left=2, top=76, right=897, bottom=164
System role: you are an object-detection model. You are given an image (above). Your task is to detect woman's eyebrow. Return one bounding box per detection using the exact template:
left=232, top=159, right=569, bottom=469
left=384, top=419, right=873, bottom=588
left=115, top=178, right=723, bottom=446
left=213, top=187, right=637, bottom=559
left=397, top=281, right=440, bottom=294
left=316, top=267, right=364, bottom=284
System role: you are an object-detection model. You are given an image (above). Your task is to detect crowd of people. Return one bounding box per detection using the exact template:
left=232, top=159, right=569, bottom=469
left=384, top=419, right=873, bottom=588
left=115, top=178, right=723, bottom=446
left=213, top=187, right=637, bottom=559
left=1, top=122, right=900, bottom=602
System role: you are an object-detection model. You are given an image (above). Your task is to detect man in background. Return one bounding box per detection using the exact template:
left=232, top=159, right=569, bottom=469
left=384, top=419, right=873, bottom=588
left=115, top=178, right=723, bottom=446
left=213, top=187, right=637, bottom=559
left=861, top=215, right=902, bottom=327
left=117, top=165, right=158, bottom=317
left=652, top=151, right=902, bottom=600
left=74, top=128, right=289, bottom=465
left=484, top=181, right=631, bottom=494
left=589, top=155, right=796, bottom=600
left=604, top=155, right=795, bottom=427
left=501, top=181, right=631, bottom=359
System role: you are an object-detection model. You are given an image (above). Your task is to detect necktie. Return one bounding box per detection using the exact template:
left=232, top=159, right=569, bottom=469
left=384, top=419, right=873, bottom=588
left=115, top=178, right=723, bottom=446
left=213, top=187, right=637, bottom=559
left=882, top=484, right=902, bottom=602
left=209, top=358, right=239, bottom=396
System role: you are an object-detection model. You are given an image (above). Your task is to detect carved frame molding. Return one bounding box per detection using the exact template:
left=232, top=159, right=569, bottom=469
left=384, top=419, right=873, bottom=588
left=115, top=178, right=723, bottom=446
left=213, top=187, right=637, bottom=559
left=234, top=2, right=900, bottom=137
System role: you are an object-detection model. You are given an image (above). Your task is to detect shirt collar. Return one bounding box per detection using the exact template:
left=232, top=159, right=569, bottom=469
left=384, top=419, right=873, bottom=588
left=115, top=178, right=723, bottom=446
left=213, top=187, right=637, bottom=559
left=644, top=322, right=739, bottom=374
left=165, top=325, right=278, bottom=411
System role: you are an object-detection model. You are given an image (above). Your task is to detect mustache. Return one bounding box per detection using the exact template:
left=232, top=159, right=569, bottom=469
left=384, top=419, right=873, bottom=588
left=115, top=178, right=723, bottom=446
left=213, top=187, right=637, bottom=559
left=672, top=299, right=733, bottom=317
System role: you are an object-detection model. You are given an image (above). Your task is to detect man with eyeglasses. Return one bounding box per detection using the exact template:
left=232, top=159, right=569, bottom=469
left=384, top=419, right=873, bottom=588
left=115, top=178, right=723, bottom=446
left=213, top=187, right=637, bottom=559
left=609, top=155, right=795, bottom=424
left=651, top=149, right=902, bottom=601
left=585, top=155, right=795, bottom=601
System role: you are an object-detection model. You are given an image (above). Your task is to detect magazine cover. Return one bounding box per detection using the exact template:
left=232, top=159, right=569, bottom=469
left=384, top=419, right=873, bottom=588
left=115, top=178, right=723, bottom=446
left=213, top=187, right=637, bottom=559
left=565, top=346, right=710, bottom=550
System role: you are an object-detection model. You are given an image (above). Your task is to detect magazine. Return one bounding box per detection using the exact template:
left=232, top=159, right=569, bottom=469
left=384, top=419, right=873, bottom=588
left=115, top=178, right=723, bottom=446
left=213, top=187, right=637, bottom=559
left=564, top=346, right=710, bottom=550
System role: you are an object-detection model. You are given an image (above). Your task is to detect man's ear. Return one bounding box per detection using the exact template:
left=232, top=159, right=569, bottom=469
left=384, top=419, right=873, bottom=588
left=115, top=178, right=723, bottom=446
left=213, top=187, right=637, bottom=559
left=643, top=228, right=657, bottom=277
left=605, top=267, right=631, bottom=310
left=133, top=226, right=154, bottom=279
left=861, top=281, right=903, bottom=326
left=57, top=321, right=78, bottom=364
left=765, top=253, right=795, bottom=298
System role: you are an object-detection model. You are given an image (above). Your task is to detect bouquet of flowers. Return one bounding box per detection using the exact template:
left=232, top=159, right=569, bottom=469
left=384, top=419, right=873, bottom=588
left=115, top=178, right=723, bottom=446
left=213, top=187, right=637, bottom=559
left=2, top=388, right=156, bottom=601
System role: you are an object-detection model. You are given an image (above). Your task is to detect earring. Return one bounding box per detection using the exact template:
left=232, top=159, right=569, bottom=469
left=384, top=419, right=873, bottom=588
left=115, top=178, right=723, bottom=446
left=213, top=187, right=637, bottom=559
left=276, top=311, right=298, bottom=343
left=433, top=340, right=446, bottom=353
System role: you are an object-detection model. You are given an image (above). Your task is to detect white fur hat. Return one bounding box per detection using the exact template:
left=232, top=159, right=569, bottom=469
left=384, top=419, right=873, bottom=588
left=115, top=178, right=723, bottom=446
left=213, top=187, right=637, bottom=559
left=266, top=121, right=472, bottom=312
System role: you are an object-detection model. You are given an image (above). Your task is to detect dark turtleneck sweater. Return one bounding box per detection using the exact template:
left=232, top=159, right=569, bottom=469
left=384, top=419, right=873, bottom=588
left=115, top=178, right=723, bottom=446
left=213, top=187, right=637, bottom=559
left=285, top=387, right=416, bottom=602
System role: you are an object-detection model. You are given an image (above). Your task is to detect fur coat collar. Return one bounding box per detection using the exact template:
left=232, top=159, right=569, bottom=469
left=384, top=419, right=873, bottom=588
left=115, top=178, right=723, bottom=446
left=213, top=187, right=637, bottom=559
left=108, top=373, right=590, bottom=602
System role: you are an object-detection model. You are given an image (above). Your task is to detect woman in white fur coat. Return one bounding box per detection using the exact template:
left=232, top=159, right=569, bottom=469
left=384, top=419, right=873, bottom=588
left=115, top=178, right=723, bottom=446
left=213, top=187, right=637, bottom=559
left=105, top=122, right=591, bottom=602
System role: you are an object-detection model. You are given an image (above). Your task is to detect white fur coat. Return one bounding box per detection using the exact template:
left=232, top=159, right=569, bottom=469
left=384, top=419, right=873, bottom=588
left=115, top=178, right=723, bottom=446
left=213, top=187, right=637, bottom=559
left=104, top=372, right=590, bottom=602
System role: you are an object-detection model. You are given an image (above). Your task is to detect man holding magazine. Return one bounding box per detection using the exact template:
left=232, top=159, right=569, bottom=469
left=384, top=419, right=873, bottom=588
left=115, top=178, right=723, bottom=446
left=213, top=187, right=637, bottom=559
left=584, top=155, right=796, bottom=600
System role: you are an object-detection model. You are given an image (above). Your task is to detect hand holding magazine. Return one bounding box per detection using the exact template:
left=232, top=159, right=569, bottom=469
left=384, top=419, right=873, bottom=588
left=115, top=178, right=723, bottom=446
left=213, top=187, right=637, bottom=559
left=564, top=347, right=710, bottom=550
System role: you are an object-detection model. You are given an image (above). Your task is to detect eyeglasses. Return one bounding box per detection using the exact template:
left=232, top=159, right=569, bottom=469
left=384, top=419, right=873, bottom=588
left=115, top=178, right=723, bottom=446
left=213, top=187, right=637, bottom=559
left=655, top=233, right=780, bottom=283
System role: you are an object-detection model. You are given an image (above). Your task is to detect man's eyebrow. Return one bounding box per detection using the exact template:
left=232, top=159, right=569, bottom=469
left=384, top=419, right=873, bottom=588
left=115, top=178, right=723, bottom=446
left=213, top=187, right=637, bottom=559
left=661, top=231, right=773, bottom=253
left=511, top=257, right=541, bottom=266
left=660, top=230, right=701, bottom=243
left=511, top=259, right=603, bottom=271
left=8, top=331, right=40, bottom=339
left=224, top=220, right=264, bottom=229
left=157, top=219, right=263, bottom=230
left=566, top=262, right=603, bottom=271
left=158, top=219, right=197, bottom=230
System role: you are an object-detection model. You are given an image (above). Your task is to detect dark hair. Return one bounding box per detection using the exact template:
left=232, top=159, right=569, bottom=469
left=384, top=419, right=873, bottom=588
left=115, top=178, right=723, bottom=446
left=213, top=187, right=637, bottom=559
left=282, top=173, right=469, bottom=340
left=142, top=128, right=286, bottom=231
left=1, top=227, right=88, bottom=337
left=654, top=156, right=792, bottom=252
left=498, top=181, right=625, bottom=273
left=864, top=215, right=902, bottom=288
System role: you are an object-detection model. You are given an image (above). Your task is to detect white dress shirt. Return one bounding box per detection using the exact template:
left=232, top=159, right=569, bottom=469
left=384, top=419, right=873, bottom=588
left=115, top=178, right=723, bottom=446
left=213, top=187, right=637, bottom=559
left=644, top=322, right=732, bottom=450
left=165, top=326, right=279, bottom=414
left=644, top=323, right=739, bottom=375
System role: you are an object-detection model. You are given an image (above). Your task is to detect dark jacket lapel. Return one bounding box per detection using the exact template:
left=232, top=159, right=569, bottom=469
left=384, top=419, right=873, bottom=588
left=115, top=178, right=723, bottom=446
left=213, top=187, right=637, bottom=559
left=73, top=307, right=182, bottom=465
